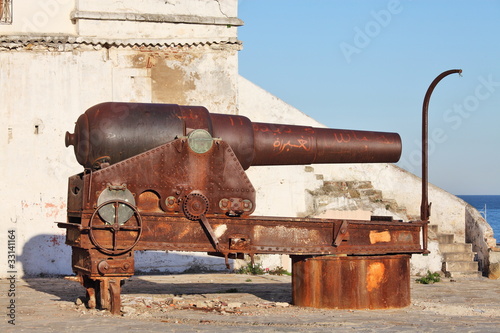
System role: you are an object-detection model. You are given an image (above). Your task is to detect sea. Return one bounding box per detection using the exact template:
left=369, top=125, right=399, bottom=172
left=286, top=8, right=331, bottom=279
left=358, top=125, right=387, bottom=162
left=458, top=195, right=500, bottom=242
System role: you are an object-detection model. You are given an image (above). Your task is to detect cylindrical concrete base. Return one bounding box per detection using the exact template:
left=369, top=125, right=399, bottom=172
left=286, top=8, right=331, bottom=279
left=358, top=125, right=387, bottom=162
left=292, top=254, right=411, bottom=309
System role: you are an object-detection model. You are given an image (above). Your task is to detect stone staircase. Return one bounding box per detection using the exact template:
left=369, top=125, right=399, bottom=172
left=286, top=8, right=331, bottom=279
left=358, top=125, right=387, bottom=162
left=430, top=225, right=480, bottom=277
left=309, top=179, right=481, bottom=277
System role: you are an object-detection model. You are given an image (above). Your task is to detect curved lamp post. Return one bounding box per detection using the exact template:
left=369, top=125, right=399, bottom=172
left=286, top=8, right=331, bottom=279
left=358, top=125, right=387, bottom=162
left=421, top=69, right=462, bottom=221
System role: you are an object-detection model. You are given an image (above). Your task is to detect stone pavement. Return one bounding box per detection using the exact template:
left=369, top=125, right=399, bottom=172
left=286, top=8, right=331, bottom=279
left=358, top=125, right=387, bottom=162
left=1, top=273, right=499, bottom=332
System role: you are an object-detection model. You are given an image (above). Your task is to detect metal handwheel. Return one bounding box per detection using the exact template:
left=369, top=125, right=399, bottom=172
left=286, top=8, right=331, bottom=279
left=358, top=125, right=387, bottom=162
left=89, top=199, right=143, bottom=255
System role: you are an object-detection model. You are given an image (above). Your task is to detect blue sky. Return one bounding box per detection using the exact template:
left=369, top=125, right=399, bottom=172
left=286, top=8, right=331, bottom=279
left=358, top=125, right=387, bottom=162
left=238, top=0, right=500, bottom=195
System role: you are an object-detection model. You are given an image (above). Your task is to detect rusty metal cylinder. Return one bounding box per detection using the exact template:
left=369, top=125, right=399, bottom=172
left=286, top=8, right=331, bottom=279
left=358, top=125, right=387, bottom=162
left=251, top=123, right=401, bottom=166
left=291, top=255, right=411, bottom=309
left=66, top=102, right=401, bottom=169
left=66, top=103, right=187, bottom=169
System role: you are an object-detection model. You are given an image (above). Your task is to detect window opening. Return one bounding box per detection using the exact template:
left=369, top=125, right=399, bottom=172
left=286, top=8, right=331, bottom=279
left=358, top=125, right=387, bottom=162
left=1, top=0, right=12, bottom=24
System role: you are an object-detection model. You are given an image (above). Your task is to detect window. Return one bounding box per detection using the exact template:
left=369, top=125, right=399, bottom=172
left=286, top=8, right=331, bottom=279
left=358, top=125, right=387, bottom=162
left=1, top=0, right=12, bottom=24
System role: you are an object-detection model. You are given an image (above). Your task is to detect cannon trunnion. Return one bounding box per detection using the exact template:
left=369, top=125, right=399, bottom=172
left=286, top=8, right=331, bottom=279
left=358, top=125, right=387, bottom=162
left=59, top=102, right=426, bottom=315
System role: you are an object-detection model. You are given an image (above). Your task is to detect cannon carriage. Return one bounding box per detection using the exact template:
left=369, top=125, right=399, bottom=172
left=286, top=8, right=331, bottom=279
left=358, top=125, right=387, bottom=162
left=59, top=102, right=428, bottom=314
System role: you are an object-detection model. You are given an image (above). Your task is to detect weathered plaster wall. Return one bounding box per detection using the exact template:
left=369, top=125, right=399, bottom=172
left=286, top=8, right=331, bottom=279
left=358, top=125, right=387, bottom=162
left=73, top=0, right=241, bottom=41
left=465, top=203, right=496, bottom=274
left=0, top=41, right=239, bottom=277
left=237, top=76, right=322, bottom=126
left=109, top=45, right=240, bottom=112
left=76, top=0, right=238, bottom=18
left=2, top=0, right=240, bottom=38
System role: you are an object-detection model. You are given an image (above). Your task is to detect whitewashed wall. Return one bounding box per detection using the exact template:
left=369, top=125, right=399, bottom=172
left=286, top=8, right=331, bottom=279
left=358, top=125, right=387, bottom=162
left=0, top=43, right=240, bottom=277
left=74, top=0, right=240, bottom=40
left=2, top=0, right=240, bottom=38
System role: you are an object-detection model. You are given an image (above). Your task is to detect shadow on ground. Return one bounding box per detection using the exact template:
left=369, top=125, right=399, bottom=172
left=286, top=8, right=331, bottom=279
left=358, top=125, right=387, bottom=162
left=23, top=273, right=292, bottom=306
left=19, top=235, right=292, bottom=304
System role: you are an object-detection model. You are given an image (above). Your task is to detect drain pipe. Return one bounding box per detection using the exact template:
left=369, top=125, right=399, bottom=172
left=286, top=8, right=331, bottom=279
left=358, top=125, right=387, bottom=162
left=421, top=69, right=462, bottom=253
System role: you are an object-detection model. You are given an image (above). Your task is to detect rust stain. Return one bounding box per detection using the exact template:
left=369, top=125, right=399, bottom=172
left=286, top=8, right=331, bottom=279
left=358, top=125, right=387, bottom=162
left=369, top=230, right=391, bottom=244
left=151, top=59, right=196, bottom=104
left=138, top=191, right=163, bottom=213
left=397, top=231, right=413, bottom=242
left=48, top=235, right=61, bottom=246
left=44, top=201, right=66, bottom=218
left=366, top=262, right=385, bottom=292
left=128, top=50, right=201, bottom=104
left=254, top=225, right=318, bottom=246
left=177, top=227, right=191, bottom=240
left=130, top=53, right=163, bottom=69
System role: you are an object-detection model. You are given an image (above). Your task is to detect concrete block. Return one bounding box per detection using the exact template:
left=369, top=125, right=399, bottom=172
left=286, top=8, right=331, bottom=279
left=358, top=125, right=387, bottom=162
left=439, top=243, right=473, bottom=253
left=437, top=233, right=455, bottom=244
left=442, top=252, right=475, bottom=262
left=443, top=261, right=478, bottom=273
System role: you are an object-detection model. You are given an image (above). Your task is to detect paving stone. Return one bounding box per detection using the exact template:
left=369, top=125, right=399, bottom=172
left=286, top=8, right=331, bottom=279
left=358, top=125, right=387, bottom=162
left=0, top=273, right=499, bottom=332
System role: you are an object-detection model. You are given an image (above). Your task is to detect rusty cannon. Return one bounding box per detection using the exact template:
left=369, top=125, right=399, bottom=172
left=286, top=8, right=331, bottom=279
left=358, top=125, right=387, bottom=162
left=59, top=102, right=426, bottom=315
left=65, top=102, right=402, bottom=170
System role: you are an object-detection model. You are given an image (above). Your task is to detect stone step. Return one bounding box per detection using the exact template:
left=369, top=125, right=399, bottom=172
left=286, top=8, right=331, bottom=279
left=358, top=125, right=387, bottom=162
left=392, top=206, right=408, bottom=216
left=442, top=252, right=476, bottom=262
left=443, top=261, right=479, bottom=273
left=357, top=188, right=382, bottom=200
left=381, top=199, right=398, bottom=209
left=313, top=179, right=410, bottom=222
left=439, top=243, right=473, bottom=253
left=437, top=233, right=455, bottom=244
left=429, top=224, right=439, bottom=233
left=445, top=270, right=482, bottom=278
left=348, top=181, right=373, bottom=189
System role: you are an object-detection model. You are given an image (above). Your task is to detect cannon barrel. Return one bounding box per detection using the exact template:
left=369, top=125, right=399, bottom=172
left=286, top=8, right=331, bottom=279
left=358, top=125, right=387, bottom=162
left=66, top=102, right=401, bottom=170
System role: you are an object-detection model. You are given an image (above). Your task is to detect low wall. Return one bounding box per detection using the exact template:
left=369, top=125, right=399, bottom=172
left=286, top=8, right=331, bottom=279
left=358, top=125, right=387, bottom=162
left=465, top=203, right=497, bottom=275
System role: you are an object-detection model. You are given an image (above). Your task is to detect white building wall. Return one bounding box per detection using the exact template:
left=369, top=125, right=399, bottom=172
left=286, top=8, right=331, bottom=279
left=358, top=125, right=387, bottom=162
left=73, top=0, right=240, bottom=41
left=76, top=0, right=238, bottom=18
left=2, top=0, right=240, bottom=37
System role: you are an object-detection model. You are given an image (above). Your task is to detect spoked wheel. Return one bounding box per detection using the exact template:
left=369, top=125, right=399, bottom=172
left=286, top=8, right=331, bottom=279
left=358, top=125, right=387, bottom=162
left=89, top=199, right=142, bottom=255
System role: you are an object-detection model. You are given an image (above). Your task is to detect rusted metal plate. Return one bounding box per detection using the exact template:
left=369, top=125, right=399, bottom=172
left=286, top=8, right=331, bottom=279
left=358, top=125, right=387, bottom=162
left=71, top=138, right=256, bottom=218
left=291, top=254, right=411, bottom=309
left=71, top=248, right=134, bottom=278
left=61, top=214, right=424, bottom=256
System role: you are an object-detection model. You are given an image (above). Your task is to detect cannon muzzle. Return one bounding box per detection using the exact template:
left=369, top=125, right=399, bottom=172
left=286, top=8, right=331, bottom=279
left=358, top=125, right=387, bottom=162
left=66, top=102, right=401, bottom=170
